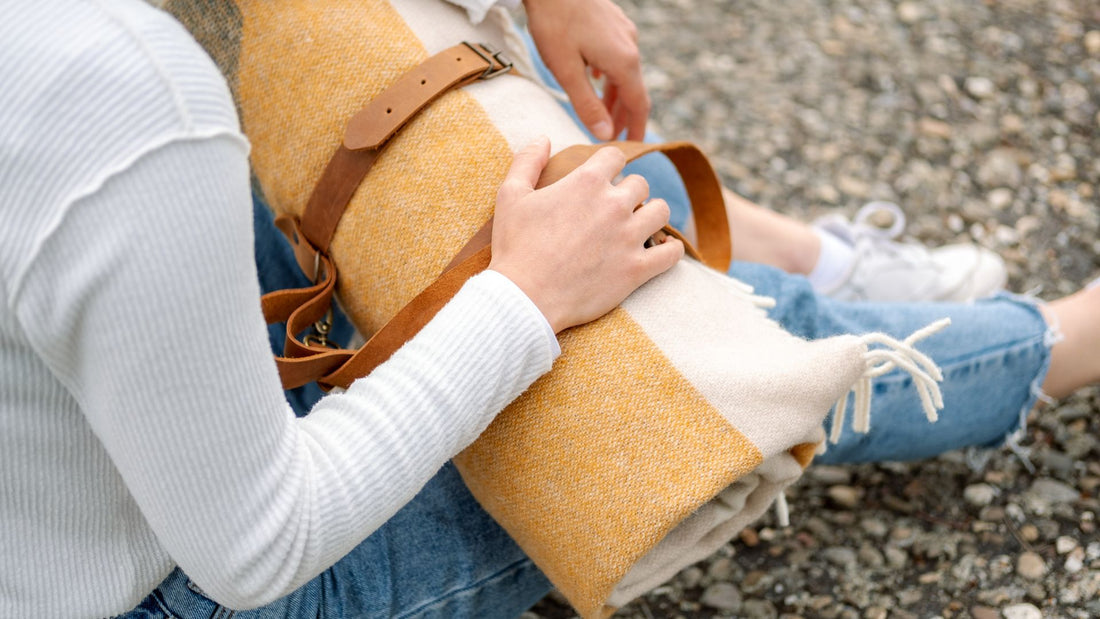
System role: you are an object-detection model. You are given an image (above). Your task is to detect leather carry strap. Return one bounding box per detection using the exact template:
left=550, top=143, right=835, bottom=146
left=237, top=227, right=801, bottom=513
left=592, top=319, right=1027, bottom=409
left=264, top=140, right=731, bottom=390
left=293, top=42, right=513, bottom=279
left=445, top=141, right=730, bottom=272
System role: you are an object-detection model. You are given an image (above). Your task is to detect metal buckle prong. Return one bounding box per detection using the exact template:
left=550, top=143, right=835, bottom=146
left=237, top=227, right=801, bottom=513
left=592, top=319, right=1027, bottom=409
left=462, top=41, right=513, bottom=80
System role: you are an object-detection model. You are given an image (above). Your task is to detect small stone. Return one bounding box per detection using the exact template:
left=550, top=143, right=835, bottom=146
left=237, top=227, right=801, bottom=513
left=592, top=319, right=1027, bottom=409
left=964, top=483, right=998, bottom=507
left=707, top=557, right=735, bottom=581
left=1016, top=551, right=1046, bottom=580
left=1086, top=30, right=1100, bottom=55
left=885, top=546, right=908, bottom=569
left=980, top=505, right=1006, bottom=522
left=896, top=1, right=924, bottom=24
left=1056, top=536, right=1078, bottom=554
left=740, top=528, right=760, bottom=547
left=1028, top=478, right=1080, bottom=504
left=700, top=582, right=742, bottom=612
left=860, top=518, right=888, bottom=537
left=918, top=117, right=953, bottom=139
left=742, top=599, right=778, bottom=619
left=858, top=543, right=885, bottom=567
left=965, top=76, right=996, bottom=99
left=864, top=606, right=888, bottom=619
left=680, top=566, right=704, bottom=588
left=1064, top=547, right=1085, bottom=573
left=918, top=571, right=940, bottom=584
left=827, top=485, right=863, bottom=509
left=988, top=188, right=1014, bottom=210
left=971, top=605, right=998, bottom=619
left=1000, top=114, right=1024, bottom=134
left=1062, top=434, right=1097, bottom=459
left=977, top=150, right=1022, bottom=188
left=822, top=547, right=858, bottom=568
left=1002, top=603, right=1042, bottom=619
left=897, top=587, right=923, bottom=606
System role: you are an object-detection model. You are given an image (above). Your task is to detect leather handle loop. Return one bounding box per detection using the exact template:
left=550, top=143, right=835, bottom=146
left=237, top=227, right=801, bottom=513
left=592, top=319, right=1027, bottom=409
left=445, top=140, right=730, bottom=273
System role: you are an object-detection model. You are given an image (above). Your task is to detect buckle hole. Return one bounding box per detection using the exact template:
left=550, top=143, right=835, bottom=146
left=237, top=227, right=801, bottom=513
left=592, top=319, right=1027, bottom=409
left=386, top=108, right=392, bottom=114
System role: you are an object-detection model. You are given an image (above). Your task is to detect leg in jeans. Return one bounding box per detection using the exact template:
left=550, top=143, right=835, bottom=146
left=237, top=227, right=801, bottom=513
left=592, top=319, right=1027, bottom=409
left=725, top=261, right=1053, bottom=464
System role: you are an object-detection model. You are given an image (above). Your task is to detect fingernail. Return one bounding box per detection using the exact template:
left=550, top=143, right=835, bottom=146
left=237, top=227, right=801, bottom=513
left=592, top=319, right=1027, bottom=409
left=591, top=121, right=612, bottom=141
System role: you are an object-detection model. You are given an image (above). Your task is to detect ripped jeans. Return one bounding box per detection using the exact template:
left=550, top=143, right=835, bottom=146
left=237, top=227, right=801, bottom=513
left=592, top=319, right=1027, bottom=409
left=119, top=46, right=1055, bottom=619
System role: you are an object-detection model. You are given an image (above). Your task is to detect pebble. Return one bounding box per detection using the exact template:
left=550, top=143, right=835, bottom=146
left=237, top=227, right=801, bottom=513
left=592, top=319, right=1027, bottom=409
left=965, top=76, right=996, bottom=99
left=1027, top=478, right=1080, bottom=504
left=1002, top=603, right=1043, bottom=619
left=700, top=582, right=742, bottom=612
left=827, top=485, right=863, bottom=509
left=1056, top=536, right=1078, bottom=554
left=964, top=483, right=998, bottom=507
left=822, top=547, right=858, bottom=568
left=1016, top=551, right=1047, bottom=580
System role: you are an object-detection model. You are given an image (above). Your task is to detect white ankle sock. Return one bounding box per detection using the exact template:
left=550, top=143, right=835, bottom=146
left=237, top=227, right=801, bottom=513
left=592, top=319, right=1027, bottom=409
left=807, top=229, right=855, bottom=292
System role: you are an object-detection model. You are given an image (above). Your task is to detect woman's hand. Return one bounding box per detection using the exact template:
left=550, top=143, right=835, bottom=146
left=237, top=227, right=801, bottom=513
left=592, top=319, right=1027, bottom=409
left=524, top=0, right=650, bottom=141
left=489, top=137, right=683, bottom=333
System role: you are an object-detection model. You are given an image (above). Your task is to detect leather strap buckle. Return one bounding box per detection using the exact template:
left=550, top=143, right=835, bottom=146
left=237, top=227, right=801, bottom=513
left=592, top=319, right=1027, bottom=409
left=463, top=41, right=512, bottom=80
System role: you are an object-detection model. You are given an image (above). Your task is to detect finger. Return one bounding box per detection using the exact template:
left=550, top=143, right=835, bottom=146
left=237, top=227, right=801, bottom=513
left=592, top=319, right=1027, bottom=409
left=631, top=198, right=672, bottom=239
left=497, top=136, right=551, bottom=205
left=637, top=236, right=684, bottom=282
left=555, top=61, right=614, bottom=141
left=578, top=145, right=629, bottom=182
left=615, top=173, right=650, bottom=208
left=616, top=72, right=651, bottom=142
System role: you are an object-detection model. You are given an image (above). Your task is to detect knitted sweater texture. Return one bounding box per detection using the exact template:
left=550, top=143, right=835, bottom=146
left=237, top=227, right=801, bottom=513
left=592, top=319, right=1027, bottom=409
left=0, top=2, right=556, bottom=616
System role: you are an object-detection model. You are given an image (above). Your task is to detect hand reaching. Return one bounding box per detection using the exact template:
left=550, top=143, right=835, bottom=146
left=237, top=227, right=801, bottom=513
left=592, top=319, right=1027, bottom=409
left=489, top=137, right=682, bottom=333
left=524, top=0, right=650, bottom=142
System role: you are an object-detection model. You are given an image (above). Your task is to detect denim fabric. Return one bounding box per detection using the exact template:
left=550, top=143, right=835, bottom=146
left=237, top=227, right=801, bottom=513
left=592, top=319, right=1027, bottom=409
left=119, top=50, right=1051, bottom=619
left=724, top=261, right=1052, bottom=464
left=522, top=31, right=693, bottom=232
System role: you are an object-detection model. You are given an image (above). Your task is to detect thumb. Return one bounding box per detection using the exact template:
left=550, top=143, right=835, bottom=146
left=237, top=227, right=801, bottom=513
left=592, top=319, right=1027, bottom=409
left=498, top=136, right=551, bottom=204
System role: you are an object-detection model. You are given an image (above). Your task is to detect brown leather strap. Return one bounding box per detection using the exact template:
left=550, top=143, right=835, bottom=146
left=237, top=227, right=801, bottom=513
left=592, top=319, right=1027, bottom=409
left=292, top=42, right=513, bottom=279
left=265, top=140, right=731, bottom=390
left=445, top=141, right=731, bottom=272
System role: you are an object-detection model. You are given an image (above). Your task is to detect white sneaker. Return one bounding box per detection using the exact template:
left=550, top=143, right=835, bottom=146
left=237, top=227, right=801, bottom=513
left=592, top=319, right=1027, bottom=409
left=813, top=202, right=1007, bottom=302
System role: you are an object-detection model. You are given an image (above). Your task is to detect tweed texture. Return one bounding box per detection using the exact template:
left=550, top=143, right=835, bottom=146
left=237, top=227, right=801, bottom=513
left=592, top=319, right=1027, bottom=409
left=165, top=1, right=873, bottom=616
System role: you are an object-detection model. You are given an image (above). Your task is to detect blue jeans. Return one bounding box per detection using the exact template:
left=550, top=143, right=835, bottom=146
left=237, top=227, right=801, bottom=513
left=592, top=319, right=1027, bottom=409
left=121, top=50, right=1053, bottom=619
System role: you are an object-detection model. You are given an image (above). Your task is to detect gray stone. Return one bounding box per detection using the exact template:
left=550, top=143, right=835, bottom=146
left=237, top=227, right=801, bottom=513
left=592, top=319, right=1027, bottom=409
left=1002, top=603, right=1043, bottom=619
left=964, top=483, right=998, bottom=507
left=821, top=547, right=858, bottom=568
left=1016, top=551, right=1047, bottom=580
left=700, top=582, right=742, bottom=612
left=742, top=599, right=779, bottom=619
left=1028, top=478, right=1080, bottom=504
left=827, top=485, right=863, bottom=509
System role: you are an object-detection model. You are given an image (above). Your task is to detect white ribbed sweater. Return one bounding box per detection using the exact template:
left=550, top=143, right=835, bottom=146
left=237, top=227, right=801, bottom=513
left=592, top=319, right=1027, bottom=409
left=0, top=2, right=557, bottom=617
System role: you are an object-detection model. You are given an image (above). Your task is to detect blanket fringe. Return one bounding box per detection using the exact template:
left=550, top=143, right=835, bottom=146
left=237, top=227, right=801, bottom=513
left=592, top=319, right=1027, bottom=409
left=828, top=318, right=952, bottom=445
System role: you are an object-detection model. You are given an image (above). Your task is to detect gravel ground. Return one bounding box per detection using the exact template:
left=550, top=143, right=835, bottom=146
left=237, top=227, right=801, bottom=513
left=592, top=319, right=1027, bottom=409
left=530, top=1, right=1100, bottom=617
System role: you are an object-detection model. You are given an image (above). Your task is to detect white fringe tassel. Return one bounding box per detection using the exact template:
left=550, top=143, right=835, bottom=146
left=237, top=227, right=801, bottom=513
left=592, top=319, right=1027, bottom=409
left=828, top=318, right=952, bottom=445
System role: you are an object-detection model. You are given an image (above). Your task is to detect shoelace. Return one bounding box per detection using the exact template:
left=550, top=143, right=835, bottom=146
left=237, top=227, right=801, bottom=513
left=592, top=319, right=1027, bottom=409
left=844, top=201, right=937, bottom=266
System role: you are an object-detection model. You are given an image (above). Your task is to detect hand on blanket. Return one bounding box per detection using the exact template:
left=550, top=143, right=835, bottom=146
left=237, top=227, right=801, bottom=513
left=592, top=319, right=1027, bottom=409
left=490, top=137, right=683, bottom=333
left=524, top=0, right=650, bottom=142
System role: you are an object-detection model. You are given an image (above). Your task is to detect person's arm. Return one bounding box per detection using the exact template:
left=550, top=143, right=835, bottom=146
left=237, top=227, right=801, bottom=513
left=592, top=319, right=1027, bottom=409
left=14, top=130, right=677, bottom=609
left=523, top=0, right=651, bottom=142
